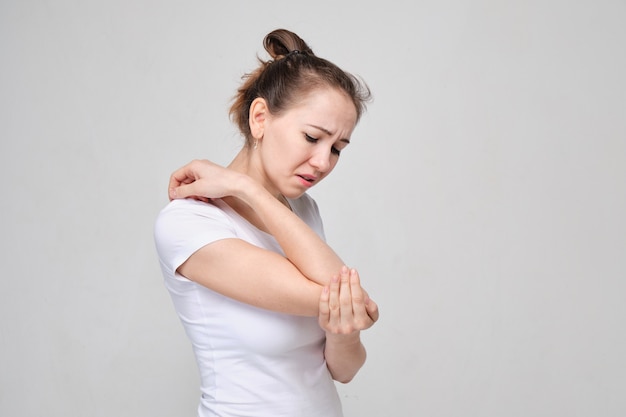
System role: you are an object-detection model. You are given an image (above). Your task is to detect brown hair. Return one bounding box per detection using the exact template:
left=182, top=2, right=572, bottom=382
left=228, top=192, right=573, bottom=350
left=229, top=29, right=372, bottom=146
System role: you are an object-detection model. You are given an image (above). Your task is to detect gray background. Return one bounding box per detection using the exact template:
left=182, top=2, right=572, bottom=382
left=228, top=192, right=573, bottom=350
left=1, top=1, right=625, bottom=416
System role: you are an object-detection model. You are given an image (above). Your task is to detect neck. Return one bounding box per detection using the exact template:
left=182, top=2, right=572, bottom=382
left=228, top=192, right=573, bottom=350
left=227, top=148, right=291, bottom=210
left=227, top=147, right=252, bottom=173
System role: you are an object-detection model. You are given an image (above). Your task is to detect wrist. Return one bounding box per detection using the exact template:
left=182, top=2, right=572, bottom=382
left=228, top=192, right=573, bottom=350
left=237, top=177, right=288, bottom=216
left=232, top=172, right=259, bottom=202
left=325, top=331, right=362, bottom=347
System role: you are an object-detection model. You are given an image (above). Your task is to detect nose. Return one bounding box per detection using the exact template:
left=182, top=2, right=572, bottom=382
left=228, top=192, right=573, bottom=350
left=309, top=147, right=332, bottom=173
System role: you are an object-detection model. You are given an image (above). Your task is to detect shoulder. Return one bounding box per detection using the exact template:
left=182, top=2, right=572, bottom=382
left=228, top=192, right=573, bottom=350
left=155, top=198, right=234, bottom=236
left=154, top=199, right=237, bottom=271
left=155, top=197, right=237, bottom=233
left=157, top=197, right=228, bottom=221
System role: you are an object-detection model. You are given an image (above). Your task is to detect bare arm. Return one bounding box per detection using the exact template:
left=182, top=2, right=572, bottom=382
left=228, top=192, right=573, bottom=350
left=170, top=159, right=344, bottom=315
left=234, top=176, right=346, bottom=284
left=177, top=238, right=323, bottom=316
left=170, top=159, right=379, bottom=380
left=170, top=159, right=346, bottom=286
left=319, top=266, right=378, bottom=382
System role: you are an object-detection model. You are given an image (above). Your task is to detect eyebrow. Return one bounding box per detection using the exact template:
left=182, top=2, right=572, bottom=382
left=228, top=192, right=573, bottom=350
left=307, top=124, right=351, bottom=143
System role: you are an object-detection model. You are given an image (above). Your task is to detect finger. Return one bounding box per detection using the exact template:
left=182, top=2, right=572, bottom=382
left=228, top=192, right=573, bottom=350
left=339, top=266, right=353, bottom=324
left=327, top=273, right=341, bottom=328
left=349, top=268, right=368, bottom=319
left=168, top=178, right=182, bottom=201
left=170, top=181, right=205, bottom=200
left=365, top=297, right=380, bottom=323
left=169, top=161, right=198, bottom=184
left=189, top=195, right=210, bottom=203
left=318, top=284, right=330, bottom=327
left=168, top=164, right=198, bottom=200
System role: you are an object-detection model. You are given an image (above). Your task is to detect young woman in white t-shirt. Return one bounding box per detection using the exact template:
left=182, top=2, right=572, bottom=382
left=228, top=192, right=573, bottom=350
left=155, top=28, right=379, bottom=417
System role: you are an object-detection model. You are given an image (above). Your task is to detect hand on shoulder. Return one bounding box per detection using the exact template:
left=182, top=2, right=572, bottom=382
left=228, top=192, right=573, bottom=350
left=168, top=159, right=251, bottom=202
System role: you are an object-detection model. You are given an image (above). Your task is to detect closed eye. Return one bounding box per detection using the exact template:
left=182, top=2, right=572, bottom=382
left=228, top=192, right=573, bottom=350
left=305, top=133, right=342, bottom=156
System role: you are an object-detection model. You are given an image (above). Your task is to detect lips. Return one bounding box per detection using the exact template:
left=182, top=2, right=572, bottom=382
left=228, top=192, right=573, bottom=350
left=296, top=174, right=317, bottom=187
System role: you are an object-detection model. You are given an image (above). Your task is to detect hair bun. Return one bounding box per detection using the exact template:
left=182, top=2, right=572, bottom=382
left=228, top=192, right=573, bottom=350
left=263, top=29, right=313, bottom=60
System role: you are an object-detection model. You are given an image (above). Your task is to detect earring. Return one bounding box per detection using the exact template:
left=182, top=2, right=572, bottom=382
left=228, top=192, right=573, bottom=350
left=254, top=139, right=258, bottom=150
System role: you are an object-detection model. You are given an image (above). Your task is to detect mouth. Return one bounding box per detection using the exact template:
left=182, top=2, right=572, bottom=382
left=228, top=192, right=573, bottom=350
left=297, top=174, right=317, bottom=186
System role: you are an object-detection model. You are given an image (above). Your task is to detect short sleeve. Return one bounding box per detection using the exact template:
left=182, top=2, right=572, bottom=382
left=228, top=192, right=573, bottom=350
left=154, top=198, right=237, bottom=276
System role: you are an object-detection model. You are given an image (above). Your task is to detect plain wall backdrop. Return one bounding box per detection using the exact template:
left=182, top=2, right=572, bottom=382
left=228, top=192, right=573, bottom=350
left=1, top=1, right=625, bottom=416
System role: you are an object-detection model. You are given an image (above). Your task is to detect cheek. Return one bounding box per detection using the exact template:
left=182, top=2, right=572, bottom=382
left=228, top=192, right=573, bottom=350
left=288, top=143, right=312, bottom=164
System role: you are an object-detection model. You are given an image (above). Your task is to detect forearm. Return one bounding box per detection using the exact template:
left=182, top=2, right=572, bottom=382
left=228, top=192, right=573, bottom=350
left=324, top=332, right=367, bottom=383
left=238, top=178, right=344, bottom=284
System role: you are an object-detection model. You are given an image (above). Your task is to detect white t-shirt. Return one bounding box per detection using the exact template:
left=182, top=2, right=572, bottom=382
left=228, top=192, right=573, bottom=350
left=154, top=196, right=343, bottom=417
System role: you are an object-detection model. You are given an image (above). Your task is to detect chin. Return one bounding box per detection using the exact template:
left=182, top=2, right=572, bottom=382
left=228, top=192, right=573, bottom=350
left=283, top=189, right=307, bottom=200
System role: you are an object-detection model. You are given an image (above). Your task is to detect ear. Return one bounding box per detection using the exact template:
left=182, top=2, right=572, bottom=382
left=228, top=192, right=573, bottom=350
left=249, top=97, right=269, bottom=140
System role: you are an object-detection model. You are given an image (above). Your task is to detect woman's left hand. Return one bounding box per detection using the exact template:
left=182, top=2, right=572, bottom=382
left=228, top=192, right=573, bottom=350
left=318, top=266, right=379, bottom=335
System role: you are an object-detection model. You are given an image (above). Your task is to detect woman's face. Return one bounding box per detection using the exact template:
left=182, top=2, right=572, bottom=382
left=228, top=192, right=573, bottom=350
left=256, top=88, right=358, bottom=199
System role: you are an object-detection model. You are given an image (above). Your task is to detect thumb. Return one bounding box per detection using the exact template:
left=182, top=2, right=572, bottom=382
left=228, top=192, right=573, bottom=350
left=169, top=181, right=203, bottom=201
left=365, top=298, right=379, bottom=323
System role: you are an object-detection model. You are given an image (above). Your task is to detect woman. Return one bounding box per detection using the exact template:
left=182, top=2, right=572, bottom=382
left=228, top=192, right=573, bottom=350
left=154, top=28, right=379, bottom=417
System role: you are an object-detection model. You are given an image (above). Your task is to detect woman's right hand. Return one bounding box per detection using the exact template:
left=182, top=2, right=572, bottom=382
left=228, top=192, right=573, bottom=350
left=168, top=159, right=248, bottom=202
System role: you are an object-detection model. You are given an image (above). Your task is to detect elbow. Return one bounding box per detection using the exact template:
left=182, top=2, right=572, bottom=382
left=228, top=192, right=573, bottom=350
left=330, top=365, right=362, bottom=384
left=334, top=374, right=355, bottom=384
